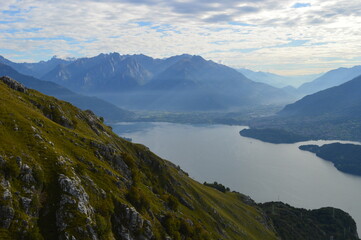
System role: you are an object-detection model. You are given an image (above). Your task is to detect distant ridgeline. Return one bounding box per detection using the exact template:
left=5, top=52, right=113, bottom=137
left=1, top=53, right=295, bottom=112
left=0, top=76, right=358, bottom=239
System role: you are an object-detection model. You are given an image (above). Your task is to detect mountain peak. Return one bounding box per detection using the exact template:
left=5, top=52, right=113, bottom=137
left=190, top=55, right=206, bottom=62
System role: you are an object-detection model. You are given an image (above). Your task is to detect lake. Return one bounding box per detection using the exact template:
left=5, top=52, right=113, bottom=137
left=112, top=122, right=361, bottom=234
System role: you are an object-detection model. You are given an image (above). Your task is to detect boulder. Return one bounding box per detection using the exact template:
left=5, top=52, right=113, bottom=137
left=0, top=205, right=14, bottom=229
left=0, top=76, right=27, bottom=93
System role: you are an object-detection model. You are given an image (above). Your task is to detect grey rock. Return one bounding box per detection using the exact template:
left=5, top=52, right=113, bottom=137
left=80, top=110, right=105, bottom=135
left=57, top=174, right=98, bottom=240
left=16, top=156, right=22, bottom=167
left=21, top=197, right=32, bottom=214
left=112, top=202, right=154, bottom=240
left=99, top=189, right=107, bottom=199
left=34, top=133, right=43, bottom=141
left=63, top=232, right=77, bottom=240
left=90, top=141, right=131, bottom=178
left=58, top=174, right=93, bottom=216
left=60, top=116, right=73, bottom=129
left=0, top=205, right=15, bottom=229
left=0, top=76, right=27, bottom=93
left=20, top=164, right=36, bottom=184
left=57, top=156, right=72, bottom=166
left=178, top=195, right=194, bottom=210
left=0, top=178, right=11, bottom=188
left=22, top=187, right=33, bottom=195
left=186, top=219, right=194, bottom=226
left=3, top=189, right=12, bottom=201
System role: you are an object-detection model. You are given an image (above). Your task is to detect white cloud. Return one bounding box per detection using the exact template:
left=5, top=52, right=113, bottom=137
left=1, top=0, right=361, bottom=74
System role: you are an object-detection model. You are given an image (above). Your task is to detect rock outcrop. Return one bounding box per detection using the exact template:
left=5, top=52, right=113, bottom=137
left=57, top=174, right=98, bottom=240
left=112, top=201, right=154, bottom=240
left=0, top=177, right=14, bottom=229
left=0, top=76, right=27, bottom=93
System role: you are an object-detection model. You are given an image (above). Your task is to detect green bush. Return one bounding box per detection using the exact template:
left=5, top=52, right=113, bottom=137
left=126, top=186, right=150, bottom=213
left=161, top=214, right=210, bottom=240
left=203, top=181, right=230, bottom=193
left=3, top=158, right=20, bottom=179
left=165, top=195, right=179, bottom=211
left=96, top=215, right=110, bottom=237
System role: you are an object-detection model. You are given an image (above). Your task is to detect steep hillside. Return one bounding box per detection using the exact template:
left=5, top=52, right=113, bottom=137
left=0, top=64, right=134, bottom=122
left=0, top=76, right=279, bottom=239
left=280, top=75, right=361, bottom=118
left=298, top=65, right=361, bottom=95
left=242, top=75, right=361, bottom=143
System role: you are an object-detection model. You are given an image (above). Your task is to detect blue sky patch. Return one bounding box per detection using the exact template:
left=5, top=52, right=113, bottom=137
left=274, top=39, right=309, bottom=48
left=2, top=9, right=21, bottom=16
left=228, top=21, right=255, bottom=27
left=292, top=3, right=311, bottom=8
left=232, top=48, right=260, bottom=53
left=134, top=21, right=152, bottom=27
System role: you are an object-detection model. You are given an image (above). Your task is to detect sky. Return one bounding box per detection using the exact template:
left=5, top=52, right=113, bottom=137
left=1, top=0, right=361, bottom=75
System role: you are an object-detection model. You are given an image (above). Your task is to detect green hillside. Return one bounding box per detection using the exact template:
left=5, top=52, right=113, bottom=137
left=0, top=76, right=278, bottom=239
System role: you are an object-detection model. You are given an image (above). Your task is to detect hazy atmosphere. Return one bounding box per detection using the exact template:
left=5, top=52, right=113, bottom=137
left=1, top=1, right=361, bottom=239
left=2, top=0, right=361, bottom=75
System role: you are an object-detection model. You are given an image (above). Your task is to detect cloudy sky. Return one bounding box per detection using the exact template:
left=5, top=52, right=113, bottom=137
left=1, top=0, right=361, bottom=75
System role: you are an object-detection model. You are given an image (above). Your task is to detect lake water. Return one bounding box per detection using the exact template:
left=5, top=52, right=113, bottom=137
left=112, top=122, right=361, bottom=234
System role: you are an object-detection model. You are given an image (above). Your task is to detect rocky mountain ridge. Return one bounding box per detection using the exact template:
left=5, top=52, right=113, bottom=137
left=0, top=53, right=294, bottom=111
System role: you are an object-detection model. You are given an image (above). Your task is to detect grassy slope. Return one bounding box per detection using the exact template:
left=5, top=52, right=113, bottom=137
left=0, top=79, right=278, bottom=239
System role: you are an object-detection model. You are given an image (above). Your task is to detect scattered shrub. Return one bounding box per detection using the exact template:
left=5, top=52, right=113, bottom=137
left=165, top=195, right=179, bottom=211
left=96, top=215, right=110, bottom=237
left=3, top=158, right=20, bottom=179
left=126, top=186, right=150, bottom=213
left=203, top=181, right=230, bottom=193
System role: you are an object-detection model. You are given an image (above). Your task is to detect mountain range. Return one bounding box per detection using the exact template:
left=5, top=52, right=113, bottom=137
left=4, top=53, right=361, bottom=114
left=239, top=65, right=361, bottom=99
left=297, top=65, right=361, bottom=95
left=1, top=53, right=295, bottom=112
left=237, top=68, right=322, bottom=88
